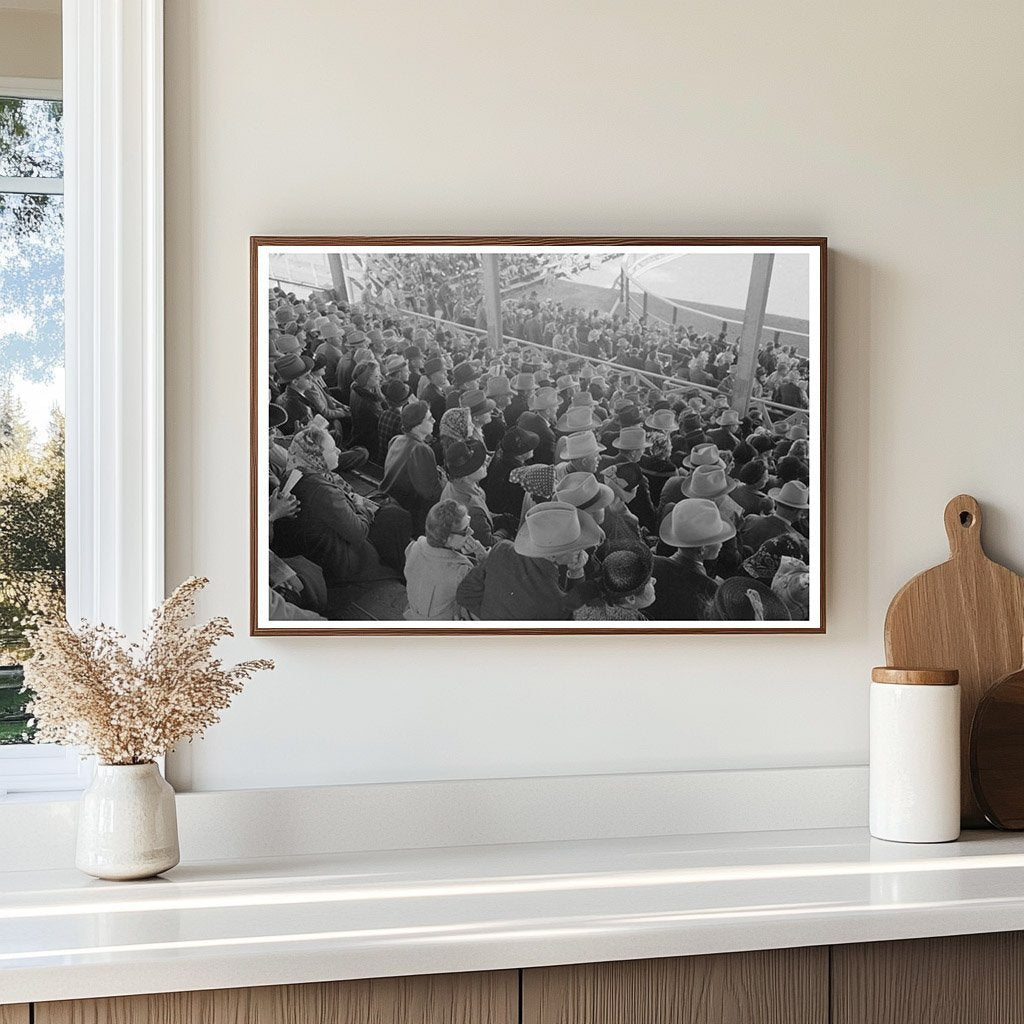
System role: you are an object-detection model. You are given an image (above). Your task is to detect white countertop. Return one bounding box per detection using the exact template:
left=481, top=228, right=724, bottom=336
left=4, top=826, right=1024, bottom=1004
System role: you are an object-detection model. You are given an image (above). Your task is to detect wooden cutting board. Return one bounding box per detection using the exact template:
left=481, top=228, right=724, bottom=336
left=884, top=494, right=1024, bottom=827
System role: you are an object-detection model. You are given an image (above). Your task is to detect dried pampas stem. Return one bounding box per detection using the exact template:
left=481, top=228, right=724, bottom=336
left=23, top=577, right=273, bottom=765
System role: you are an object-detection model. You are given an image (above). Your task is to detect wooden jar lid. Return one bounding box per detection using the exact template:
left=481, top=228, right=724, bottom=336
left=871, top=667, right=960, bottom=686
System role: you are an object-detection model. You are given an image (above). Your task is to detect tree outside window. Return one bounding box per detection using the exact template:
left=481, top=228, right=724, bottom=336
left=0, top=95, right=65, bottom=744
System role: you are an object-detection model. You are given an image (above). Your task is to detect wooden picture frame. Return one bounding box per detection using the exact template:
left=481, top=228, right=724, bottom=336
left=252, top=237, right=827, bottom=635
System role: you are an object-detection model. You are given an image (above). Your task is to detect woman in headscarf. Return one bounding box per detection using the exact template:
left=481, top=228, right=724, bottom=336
left=271, top=424, right=394, bottom=586
left=438, top=406, right=473, bottom=460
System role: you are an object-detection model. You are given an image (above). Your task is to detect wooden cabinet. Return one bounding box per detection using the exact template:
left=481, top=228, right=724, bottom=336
left=34, top=972, right=518, bottom=1024
left=831, top=932, right=1024, bottom=1024
left=14, top=932, right=1024, bottom=1023
left=522, top=948, right=828, bottom=1024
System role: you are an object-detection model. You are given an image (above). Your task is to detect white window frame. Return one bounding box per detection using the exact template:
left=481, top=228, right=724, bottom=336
left=0, top=0, right=164, bottom=797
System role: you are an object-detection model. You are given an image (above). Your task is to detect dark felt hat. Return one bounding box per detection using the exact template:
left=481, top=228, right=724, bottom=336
left=274, top=352, right=313, bottom=382
left=401, top=400, right=429, bottom=430
left=500, top=426, right=540, bottom=456
left=445, top=439, right=487, bottom=478
left=383, top=380, right=410, bottom=405
left=459, top=388, right=497, bottom=418
left=452, top=360, right=482, bottom=387
left=618, top=406, right=644, bottom=428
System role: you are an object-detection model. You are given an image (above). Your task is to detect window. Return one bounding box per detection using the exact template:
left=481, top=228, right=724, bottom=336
left=0, top=78, right=84, bottom=795
left=0, top=6, right=166, bottom=797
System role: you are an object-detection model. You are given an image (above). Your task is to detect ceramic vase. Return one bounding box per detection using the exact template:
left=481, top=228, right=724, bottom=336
left=75, top=762, right=180, bottom=880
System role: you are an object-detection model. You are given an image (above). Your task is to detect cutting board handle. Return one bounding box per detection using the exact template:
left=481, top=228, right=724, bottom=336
left=944, top=494, right=983, bottom=559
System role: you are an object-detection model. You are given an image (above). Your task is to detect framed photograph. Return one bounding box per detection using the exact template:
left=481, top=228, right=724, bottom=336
left=251, top=237, right=826, bottom=635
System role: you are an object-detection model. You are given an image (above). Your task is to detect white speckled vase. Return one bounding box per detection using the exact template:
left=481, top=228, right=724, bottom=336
left=76, top=762, right=180, bottom=880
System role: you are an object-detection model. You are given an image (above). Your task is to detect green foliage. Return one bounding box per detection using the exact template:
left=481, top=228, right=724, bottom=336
left=0, top=390, right=65, bottom=664
left=0, top=665, right=31, bottom=743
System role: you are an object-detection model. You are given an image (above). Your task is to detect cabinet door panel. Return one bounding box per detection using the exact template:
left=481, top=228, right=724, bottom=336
left=523, top=948, right=827, bottom=1024
left=832, top=932, right=1024, bottom=1024
left=0, top=1007, right=30, bottom=1024
left=36, top=971, right=518, bottom=1024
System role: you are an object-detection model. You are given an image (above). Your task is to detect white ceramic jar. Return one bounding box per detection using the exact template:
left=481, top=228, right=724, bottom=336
left=870, top=667, right=961, bottom=843
left=76, top=762, right=180, bottom=880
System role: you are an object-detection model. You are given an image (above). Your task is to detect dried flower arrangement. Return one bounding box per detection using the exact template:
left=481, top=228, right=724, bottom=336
left=22, top=577, right=273, bottom=765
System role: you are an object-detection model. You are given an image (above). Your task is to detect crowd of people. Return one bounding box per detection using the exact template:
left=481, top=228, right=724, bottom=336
left=265, top=261, right=813, bottom=625
left=360, top=252, right=558, bottom=319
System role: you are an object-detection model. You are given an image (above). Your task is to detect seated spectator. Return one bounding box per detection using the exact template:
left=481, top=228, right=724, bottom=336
left=483, top=426, right=539, bottom=526
left=517, top=386, right=559, bottom=463
left=270, top=425, right=395, bottom=586
left=459, top=388, right=498, bottom=446
left=573, top=543, right=657, bottom=622
left=439, top=406, right=474, bottom=460
left=555, top=430, right=603, bottom=481
left=378, top=380, right=410, bottom=459
left=506, top=372, right=536, bottom=426
left=403, top=500, right=488, bottom=620
left=380, top=401, right=443, bottom=536
left=442, top=439, right=502, bottom=547
left=420, top=355, right=450, bottom=425
left=740, top=480, right=809, bottom=553
left=555, top=471, right=615, bottom=527
left=708, top=408, right=742, bottom=451
left=639, top=433, right=677, bottom=505
left=647, top=499, right=735, bottom=621
left=730, top=459, right=774, bottom=516
left=483, top=375, right=514, bottom=449
left=602, top=425, right=658, bottom=534
left=456, top=501, right=603, bottom=620
left=598, top=462, right=646, bottom=552
left=349, top=360, right=383, bottom=460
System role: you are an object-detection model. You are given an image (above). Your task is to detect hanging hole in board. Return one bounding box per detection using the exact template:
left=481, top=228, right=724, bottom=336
left=960, top=511, right=974, bottom=527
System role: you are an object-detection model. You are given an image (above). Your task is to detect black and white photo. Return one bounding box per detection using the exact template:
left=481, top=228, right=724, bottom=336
left=252, top=239, right=825, bottom=634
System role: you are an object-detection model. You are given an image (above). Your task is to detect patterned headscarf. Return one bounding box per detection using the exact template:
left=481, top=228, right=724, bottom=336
left=439, top=407, right=472, bottom=446
left=648, top=433, right=672, bottom=463
left=286, top=425, right=331, bottom=476
left=509, top=463, right=556, bottom=500
left=741, top=533, right=809, bottom=582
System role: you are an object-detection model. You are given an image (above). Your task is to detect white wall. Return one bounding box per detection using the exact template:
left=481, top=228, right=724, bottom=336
left=163, top=0, right=1024, bottom=792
